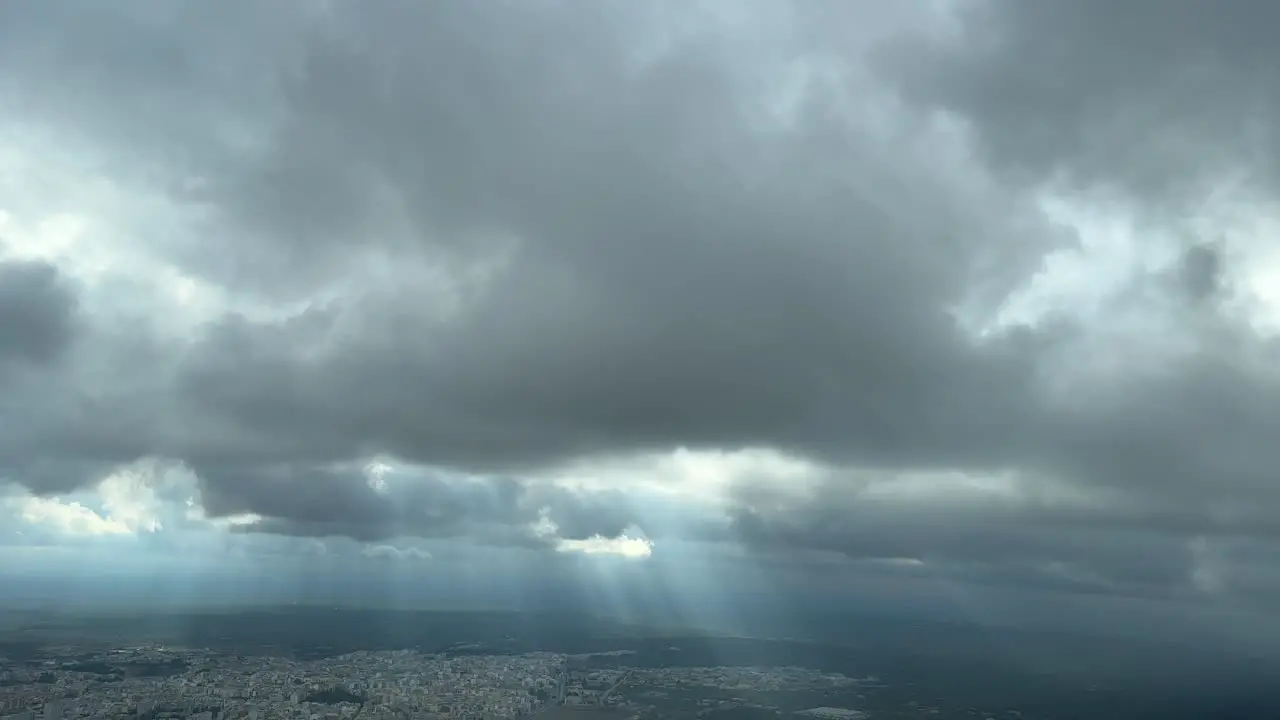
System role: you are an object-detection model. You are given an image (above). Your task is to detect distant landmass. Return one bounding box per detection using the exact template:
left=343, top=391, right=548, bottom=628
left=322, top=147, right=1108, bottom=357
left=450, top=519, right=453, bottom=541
left=1, top=605, right=1278, bottom=719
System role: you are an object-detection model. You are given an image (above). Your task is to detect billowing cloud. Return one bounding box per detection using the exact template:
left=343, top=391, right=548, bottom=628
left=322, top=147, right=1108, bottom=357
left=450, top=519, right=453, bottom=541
left=4, top=0, right=1280, bottom=615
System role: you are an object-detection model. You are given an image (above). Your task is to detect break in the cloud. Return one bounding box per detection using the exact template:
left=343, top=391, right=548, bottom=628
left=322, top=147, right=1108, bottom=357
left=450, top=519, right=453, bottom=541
left=5, top=0, right=1280, bottom=612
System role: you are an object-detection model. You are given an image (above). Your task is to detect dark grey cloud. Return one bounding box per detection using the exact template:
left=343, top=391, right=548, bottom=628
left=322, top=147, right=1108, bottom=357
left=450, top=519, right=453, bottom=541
left=5, top=0, right=1280, bottom=611
left=0, top=260, right=86, bottom=491
left=885, top=0, right=1280, bottom=200
left=1180, top=244, right=1224, bottom=303
left=140, top=0, right=1055, bottom=482
left=192, top=459, right=659, bottom=547
left=726, top=479, right=1224, bottom=600
left=0, top=260, right=77, bottom=368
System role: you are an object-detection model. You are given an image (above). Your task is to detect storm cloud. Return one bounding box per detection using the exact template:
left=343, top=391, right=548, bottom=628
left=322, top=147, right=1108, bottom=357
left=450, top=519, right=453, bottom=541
left=0, top=260, right=77, bottom=369
left=3, top=0, right=1280, bottom=610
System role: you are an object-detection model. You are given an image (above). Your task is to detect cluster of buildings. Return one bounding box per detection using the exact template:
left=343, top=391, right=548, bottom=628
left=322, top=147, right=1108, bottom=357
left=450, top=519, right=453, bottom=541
left=2, top=646, right=873, bottom=720
left=0, top=647, right=564, bottom=720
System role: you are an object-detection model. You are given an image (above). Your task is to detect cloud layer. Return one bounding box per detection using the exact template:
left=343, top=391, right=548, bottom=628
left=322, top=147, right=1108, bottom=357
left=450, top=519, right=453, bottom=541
left=5, top=0, right=1280, bottom=613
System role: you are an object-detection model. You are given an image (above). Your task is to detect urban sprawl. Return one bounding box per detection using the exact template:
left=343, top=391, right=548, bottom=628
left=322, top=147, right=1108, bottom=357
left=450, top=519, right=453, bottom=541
left=0, top=646, right=871, bottom=720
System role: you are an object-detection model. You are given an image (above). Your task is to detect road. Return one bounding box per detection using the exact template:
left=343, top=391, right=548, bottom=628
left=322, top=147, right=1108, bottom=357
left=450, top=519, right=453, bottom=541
left=528, top=667, right=568, bottom=719
left=601, top=669, right=633, bottom=703
left=529, top=665, right=627, bottom=717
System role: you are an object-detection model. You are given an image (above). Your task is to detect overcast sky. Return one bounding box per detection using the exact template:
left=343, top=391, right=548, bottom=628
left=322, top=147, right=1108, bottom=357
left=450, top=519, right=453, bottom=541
left=6, top=0, right=1280, bottom=631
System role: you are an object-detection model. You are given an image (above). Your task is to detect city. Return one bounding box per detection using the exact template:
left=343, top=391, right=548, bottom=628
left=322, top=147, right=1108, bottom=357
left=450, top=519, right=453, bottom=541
left=0, top=645, right=874, bottom=720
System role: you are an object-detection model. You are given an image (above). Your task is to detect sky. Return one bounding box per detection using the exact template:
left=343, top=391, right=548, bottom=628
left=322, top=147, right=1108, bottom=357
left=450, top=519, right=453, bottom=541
left=6, top=0, right=1280, bottom=641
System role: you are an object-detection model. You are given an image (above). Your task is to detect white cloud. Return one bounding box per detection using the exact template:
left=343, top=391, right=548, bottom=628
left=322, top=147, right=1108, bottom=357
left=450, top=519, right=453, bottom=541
left=361, top=544, right=433, bottom=561
left=202, top=512, right=265, bottom=530
left=528, top=508, right=654, bottom=559
left=2, top=461, right=192, bottom=538
left=544, top=447, right=821, bottom=505
left=556, top=533, right=654, bottom=559
left=96, top=467, right=167, bottom=534
left=8, top=495, right=132, bottom=537
left=364, top=460, right=393, bottom=494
